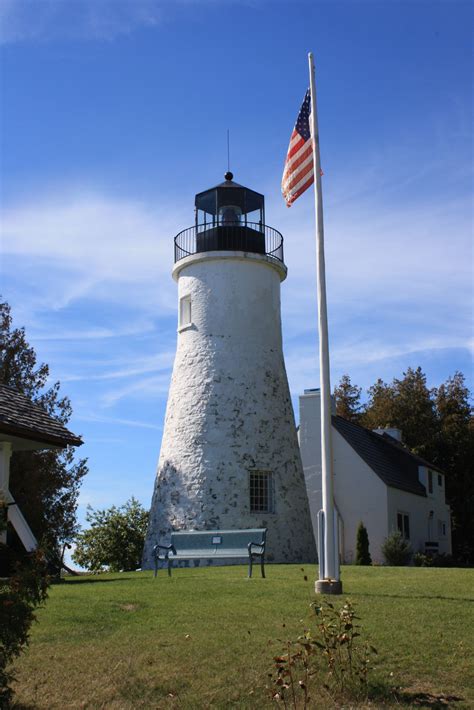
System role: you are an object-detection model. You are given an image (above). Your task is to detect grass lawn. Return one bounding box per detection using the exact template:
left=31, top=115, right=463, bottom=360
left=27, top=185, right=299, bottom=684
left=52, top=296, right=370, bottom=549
left=11, top=565, right=474, bottom=709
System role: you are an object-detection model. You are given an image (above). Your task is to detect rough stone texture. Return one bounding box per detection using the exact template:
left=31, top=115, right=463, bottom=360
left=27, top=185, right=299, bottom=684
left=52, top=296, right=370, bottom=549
left=143, top=252, right=316, bottom=567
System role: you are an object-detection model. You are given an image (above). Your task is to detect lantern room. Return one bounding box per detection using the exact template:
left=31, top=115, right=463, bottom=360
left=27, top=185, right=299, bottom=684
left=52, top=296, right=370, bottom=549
left=193, top=172, right=266, bottom=255
left=174, top=173, right=284, bottom=264
left=195, top=171, right=265, bottom=228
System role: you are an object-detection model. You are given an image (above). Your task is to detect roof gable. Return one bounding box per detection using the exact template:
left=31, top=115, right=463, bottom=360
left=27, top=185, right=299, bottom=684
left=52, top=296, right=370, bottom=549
left=332, top=416, right=430, bottom=497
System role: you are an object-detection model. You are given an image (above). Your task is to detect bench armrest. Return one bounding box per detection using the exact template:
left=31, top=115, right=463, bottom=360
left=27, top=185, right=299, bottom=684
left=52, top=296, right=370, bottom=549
left=248, top=541, right=265, bottom=555
left=153, top=543, right=176, bottom=557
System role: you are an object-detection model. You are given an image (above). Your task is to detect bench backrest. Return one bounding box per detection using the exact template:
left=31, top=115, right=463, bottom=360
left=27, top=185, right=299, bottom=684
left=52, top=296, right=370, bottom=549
left=170, top=528, right=266, bottom=552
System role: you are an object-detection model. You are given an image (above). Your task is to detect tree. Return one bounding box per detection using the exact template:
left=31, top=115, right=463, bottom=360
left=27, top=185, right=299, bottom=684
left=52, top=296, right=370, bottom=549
left=73, top=498, right=149, bottom=571
left=334, top=374, right=362, bottom=422
left=348, top=366, right=473, bottom=563
left=361, top=367, right=439, bottom=461
left=355, top=522, right=371, bottom=565
left=0, top=300, right=88, bottom=548
left=435, top=372, right=474, bottom=562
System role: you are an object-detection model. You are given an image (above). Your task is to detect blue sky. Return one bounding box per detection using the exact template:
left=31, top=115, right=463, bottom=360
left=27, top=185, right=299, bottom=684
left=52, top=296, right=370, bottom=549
left=1, top=0, right=472, bottom=533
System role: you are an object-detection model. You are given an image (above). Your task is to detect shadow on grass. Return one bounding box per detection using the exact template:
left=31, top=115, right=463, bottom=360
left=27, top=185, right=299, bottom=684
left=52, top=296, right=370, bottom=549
left=64, top=576, right=137, bottom=585
left=351, top=592, right=474, bottom=603
left=394, top=690, right=464, bottom=708
left=367, top=681, right=464, bottom=709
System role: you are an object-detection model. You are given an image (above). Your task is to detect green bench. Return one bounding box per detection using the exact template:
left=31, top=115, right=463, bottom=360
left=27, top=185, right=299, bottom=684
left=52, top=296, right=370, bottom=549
left=153, top=528, right=267, bottom=578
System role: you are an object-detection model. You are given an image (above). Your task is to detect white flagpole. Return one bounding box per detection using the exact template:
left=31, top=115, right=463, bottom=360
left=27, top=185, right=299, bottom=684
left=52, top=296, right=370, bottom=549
left=308, top=52, right=341, bottom=592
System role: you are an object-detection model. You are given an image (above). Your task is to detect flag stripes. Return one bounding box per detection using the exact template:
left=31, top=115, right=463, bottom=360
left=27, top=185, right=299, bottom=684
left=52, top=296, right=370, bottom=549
left=281, top=89, right=315, bottom=207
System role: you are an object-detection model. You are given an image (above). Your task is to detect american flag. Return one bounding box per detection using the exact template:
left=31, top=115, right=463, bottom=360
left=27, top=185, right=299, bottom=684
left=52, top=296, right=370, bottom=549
left=281, top=89, right=314, bottom=207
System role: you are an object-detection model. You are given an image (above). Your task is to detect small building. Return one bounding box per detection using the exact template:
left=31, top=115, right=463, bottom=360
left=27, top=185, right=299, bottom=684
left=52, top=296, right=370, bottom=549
left=299, top=388, right=452, bottom=564
left=0, top=383, right=83, bottom=554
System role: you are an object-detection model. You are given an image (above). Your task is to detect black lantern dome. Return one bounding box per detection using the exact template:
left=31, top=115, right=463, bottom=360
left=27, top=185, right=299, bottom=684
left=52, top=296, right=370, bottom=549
left=195, top=172, right=265, bottom=225
left=174, top=173, right=283, bottom=263
left=194, top=172, right=265, bottom=254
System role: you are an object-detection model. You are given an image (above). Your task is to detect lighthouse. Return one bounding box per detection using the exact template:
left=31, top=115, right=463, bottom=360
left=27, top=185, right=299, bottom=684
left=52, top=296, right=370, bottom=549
left=142, top=172, right=316, bottom=566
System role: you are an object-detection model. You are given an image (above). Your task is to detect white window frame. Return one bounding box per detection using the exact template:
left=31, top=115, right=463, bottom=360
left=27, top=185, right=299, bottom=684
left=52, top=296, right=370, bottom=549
left=397, top=511, right=410, bottom=540
left=249, top=470, right=274, bottom=514
left=179, top=294, right=192, bottom=331
left=428, top=470, right=433, bottom=495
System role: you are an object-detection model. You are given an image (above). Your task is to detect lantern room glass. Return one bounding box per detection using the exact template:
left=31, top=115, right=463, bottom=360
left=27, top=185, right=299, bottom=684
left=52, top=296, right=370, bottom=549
left=195, top=176, right=265, bottom=231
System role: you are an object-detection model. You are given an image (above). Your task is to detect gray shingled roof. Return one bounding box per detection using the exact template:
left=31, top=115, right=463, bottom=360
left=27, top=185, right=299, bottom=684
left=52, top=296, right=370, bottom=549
left=332, top=415, right=441, bottom=497
left=0, top=384, right=83, bottom=448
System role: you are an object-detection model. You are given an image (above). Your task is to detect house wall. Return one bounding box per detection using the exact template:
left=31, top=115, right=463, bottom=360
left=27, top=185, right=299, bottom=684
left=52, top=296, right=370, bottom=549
left=299, top=391, right=389, bottom=564
left=388, top=469, right=452, bottom=555
left=333, top=430, right=389, bottom=563
left=298, top=391, right=453, bottom=563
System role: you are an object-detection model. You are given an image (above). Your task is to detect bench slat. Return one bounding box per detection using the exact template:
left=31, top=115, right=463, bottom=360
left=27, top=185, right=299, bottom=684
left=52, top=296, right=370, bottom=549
left=157, top=550, right=251, bottom=560
left=153, top=528, right=267, bottom=579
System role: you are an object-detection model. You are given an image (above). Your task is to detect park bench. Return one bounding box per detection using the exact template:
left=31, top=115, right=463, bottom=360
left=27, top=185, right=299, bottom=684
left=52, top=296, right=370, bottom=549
left=153, top=528, right=267, bottom=578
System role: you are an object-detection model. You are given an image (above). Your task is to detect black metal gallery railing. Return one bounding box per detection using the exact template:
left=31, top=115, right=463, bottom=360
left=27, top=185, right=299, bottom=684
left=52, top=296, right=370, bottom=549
left=174, top=223, right=284, bottom=264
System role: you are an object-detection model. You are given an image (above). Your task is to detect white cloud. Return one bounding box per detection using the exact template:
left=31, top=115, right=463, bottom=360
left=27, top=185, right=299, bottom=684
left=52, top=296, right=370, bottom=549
left=61, top=351, right=175, bottom=382
left=99, top=371, right=172, bottom=406
left=0, top=0, right=162, bottom=44
left=2, top=176, right=471, bottom=415
left=2, top=191, right=181, bottom=315
left=75, top=412, right=162, bottom=430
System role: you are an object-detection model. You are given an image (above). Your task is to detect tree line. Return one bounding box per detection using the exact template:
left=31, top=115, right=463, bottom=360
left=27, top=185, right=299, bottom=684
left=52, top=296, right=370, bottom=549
left=334, top=369, right=473, bottom=563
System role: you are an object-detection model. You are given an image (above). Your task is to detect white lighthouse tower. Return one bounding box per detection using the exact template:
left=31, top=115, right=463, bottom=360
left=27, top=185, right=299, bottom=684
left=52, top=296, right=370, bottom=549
left=143, top=173, right=316, bottom=566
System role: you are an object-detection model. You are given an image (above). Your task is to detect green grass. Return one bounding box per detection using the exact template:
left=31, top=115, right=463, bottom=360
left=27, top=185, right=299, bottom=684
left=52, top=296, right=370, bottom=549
left=11, top=565, right=474, bottom=709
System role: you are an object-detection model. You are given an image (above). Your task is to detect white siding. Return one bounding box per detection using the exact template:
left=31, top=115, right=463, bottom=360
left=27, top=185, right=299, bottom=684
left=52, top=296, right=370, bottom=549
left=299, top=392, right=388, bottom=564
left=298, top=391, right=452, bottom=563
left=388, top=475, right=452, bottom=555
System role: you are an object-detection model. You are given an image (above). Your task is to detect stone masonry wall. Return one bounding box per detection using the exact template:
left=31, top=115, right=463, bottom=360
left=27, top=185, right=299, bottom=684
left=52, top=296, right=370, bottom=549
left=143, top=253, right=316, bottom=567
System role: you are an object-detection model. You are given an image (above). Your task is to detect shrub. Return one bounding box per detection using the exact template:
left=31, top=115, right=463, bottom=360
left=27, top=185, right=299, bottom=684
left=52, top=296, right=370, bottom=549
left=73, top=497, right=148, bottom=572
left=413, top=552, right=432, bottom=567
left=355, top=521, right=372, bottom=565
left=268, top=599, right=378, bottom=707
left=414, top=551, right=455, bottom=568
left=381, top=531, right=412, bottom=566
left=0, top=500, right=49, bottom=706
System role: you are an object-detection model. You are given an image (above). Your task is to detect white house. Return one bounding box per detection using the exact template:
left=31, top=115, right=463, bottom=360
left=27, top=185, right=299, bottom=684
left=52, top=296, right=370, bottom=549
left=0, top=383, right=83, bottom=563
left=299, top=388, right=452, bottom=564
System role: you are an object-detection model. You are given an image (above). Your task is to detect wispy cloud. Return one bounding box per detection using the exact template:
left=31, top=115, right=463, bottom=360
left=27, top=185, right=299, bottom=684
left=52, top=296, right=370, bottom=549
left=2, top=191, right=181, bottom=315
left=61, top=352, right=175, bottom=382
left=75, top=412, right=162, bottom=430
left=99, top=371, right=172, bottom=406
left=31, top=322, right=157, bottom=342
left=0, top=0, right=162, bottom=44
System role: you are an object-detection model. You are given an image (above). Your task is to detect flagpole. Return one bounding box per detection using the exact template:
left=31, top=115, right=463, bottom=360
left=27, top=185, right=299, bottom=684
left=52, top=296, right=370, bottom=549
left=308, top=52, right=342, bottom=594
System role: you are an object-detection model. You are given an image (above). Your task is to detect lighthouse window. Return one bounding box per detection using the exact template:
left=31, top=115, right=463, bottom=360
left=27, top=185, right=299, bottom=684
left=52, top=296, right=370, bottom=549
left=249, top=471, right=273, bottom=513
left=179, top=295, right=192, bottom=327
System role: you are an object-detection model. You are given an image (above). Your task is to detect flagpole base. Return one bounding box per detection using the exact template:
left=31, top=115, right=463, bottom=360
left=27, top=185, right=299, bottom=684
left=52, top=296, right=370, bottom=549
left=315, top=579, right=343, bottom=595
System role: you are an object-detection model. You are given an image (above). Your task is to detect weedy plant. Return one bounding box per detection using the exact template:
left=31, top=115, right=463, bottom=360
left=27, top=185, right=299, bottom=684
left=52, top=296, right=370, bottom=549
left=268, top=599, right=377, bottom=708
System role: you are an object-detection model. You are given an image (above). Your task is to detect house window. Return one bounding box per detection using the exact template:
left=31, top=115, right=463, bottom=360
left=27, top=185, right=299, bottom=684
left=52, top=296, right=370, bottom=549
left=438, top=474, right=443, bottom=487
left=397, top=512, right=410, bottom=540
left=179, top=295, right=191, bottom=327
left=438, top=520, right=447, bottom=538
left=249, top=471, right=273, bottom=513
left=428, top=470, right=433, bottom=494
